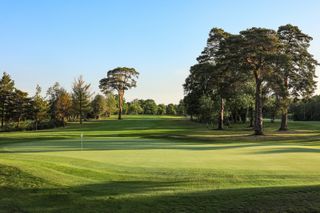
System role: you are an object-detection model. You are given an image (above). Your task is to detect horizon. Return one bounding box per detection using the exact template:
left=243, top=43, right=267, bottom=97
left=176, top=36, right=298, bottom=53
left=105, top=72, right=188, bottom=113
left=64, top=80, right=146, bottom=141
left=1, top=0, right=319, bottom=104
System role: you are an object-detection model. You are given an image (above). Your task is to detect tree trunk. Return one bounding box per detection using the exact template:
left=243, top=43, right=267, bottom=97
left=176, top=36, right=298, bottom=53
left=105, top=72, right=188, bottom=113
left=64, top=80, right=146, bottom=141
left=1, top=103, right=4, bottom=128
left=279, top=78, right=289, bottom=131
left=254, top=78, right=263, bottom=135
left=279, top=109, right=288, bottom=131
left=217, top=97, right=224, bottom=130
left=118, top=90, right=124, bottom=120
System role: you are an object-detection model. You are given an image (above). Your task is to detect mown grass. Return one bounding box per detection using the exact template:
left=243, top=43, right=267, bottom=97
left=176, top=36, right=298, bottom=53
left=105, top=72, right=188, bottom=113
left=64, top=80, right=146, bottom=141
left=1, top=115, right=320, bottom=212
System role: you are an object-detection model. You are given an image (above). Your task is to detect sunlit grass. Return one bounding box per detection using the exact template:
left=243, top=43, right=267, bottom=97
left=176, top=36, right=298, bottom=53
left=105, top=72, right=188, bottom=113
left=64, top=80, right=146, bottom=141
left=1, top=115, right=320, bottom=212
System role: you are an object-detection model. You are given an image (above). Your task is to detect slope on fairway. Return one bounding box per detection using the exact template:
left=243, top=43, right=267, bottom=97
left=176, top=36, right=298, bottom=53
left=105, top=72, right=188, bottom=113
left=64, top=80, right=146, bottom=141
left=1, top=115, right=320, bottom=212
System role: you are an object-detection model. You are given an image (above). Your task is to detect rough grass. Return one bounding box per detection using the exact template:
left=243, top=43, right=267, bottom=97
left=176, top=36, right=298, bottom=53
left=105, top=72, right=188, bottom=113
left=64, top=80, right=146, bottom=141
left=1, top=115, right=320, bottom=212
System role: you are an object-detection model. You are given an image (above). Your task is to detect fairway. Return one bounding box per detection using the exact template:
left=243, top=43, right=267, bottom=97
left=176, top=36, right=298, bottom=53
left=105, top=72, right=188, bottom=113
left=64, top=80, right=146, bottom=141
left=1, top=115, right=320, bottom=212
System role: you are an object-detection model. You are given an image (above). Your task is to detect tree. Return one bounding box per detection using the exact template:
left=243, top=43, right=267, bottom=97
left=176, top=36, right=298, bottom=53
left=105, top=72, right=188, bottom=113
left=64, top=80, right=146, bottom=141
left=32, top=85, right=48, bottom=130
left=105, top=93, right=117, bottom=117
left=273, top=24, right=318, bottom=131
left=10, top=89, right=30, bottom=128
left=183, top=91, right=201, bottom=121
left=184, top=63, right=214, bottom=122
left=166, top=104, right=177, bottom=115
left=176, top=100, right=185, bottom=116
left=143, top=99, right=158, bottom=115
left=72, top=76, right=92, bottom=124
left=99, top=67, right=139, bottom=120
left=198, top=95, right=215, bottom=123
left=56, top=91, right=72, bottom=125
left=0, top=72, right=15, bottom=128
left=189, top=29, right=246, bottom=130
left=47, top=82, right=64, bottom=123
left=157, top=104, right=166, bottom=115
left=239, top=28, right=280, bottom=135
left=91, top=94, right=107, bottom=119
left=128, top=99, right=143, bottom=115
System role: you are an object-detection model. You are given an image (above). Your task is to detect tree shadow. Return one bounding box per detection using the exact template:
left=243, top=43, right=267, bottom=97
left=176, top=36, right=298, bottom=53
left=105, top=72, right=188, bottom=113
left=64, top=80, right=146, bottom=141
left=2, top=179, right=320, bottom=212
left=254, top=147, right=320, bottom=154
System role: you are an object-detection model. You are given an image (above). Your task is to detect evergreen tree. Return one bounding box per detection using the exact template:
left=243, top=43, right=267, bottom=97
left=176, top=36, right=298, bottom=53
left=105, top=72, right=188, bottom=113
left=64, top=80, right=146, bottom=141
left=99, top=67, right=139, bottom=120
left=72, top=76, right=92, bottom=124
left=273, top=24, right=318, bottom=130
left=0, top=72, right=15, bottom=128
left=32, top=85, right=48, bottom=130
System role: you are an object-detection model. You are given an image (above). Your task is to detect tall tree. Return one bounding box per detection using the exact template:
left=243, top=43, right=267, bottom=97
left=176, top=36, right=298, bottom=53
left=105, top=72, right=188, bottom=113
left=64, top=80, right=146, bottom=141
left=99, top=67, right=139, bottom=120
left=32, top=85, right=48, bottom=130
left=273, top=24, right=318, bottom=131
left=72, top=76, right=92, bottom=124
left=194, top=29, right=246, bottom=129
left=239, top=28, right=279, bottom=135
left=0, top=72, right=15, bottom=128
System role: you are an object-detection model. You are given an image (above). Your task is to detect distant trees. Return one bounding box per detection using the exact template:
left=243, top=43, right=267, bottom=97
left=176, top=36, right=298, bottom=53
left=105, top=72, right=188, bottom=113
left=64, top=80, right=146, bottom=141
left=0, top=69, right=185, bottom=132
left=291, top=96, right=320, bottom=121
left=105, top=93, right=117, bottom=117
left=56, top=90, right=72, bottom=126
left=157, top=104, right=166, bottom=115
left=91, top=94, right=107, bottom=119
left=99, top=67, right=139, bottom=120
left=128, top=99, right=143, bottom=115
left=141, top=99, right=158, bottom=115
left=166, top=104, right=176, bottom=115
left=32, top=85, right=48, bottom=130
left=183, top=24, right=318, bottom=135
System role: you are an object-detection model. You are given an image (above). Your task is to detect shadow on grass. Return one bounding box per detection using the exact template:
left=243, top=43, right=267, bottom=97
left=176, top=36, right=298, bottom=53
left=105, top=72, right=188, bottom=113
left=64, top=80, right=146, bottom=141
left=1, top=163, right=320, bottom=213
left=254, top=147, right=320, bottom=154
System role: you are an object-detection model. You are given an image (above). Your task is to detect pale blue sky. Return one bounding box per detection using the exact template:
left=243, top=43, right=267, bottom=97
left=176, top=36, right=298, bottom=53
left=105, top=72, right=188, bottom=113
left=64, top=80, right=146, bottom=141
left=0, top=0, right=319, bottom=104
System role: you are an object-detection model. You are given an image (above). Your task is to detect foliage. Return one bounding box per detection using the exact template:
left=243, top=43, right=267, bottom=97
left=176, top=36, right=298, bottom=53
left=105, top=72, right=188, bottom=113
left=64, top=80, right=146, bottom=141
left=128, top=99, right=143, bottom=115
left=99, top=67, right=139, bottom=120
left=91, top=94, right=107, bottom=119
left=166, top=104, right=177, bottom=115
left=72, top=76, right=92, bottom=124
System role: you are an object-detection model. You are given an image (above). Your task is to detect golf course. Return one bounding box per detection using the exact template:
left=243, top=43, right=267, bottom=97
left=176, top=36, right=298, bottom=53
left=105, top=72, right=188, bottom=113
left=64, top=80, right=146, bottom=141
left=1, top=115, right=320, bottom=212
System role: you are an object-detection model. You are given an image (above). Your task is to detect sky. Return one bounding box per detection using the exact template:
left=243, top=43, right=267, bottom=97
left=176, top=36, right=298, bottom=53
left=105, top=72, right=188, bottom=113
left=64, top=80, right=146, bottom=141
left=0, top=0, right=319, bottom=104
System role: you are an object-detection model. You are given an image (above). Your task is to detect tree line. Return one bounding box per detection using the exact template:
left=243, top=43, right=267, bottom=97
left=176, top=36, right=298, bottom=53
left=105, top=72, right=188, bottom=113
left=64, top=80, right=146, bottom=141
left=183, top=24, right=318, bottom=135
left=0, top=67, right=183, bottom=131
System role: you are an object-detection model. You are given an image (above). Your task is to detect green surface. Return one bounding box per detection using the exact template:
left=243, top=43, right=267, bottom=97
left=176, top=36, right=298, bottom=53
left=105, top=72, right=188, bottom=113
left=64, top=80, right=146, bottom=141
left=1, top=115, right=320, bottom=212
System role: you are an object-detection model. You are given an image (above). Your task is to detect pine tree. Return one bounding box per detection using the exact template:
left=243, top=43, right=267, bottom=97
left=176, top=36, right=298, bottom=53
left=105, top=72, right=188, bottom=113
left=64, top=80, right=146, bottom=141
left=32, top=85, right=48, bottom=130
left=72, top=76, right=92, bottom=124
left=0, top=72, right=15, bottom=128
